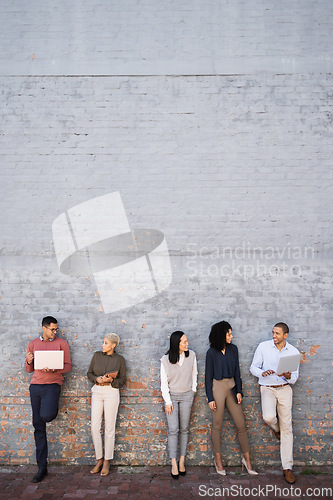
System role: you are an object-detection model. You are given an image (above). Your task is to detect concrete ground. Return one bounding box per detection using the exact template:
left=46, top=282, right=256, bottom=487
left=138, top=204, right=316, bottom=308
left=0, top=464, right=332, bottom=499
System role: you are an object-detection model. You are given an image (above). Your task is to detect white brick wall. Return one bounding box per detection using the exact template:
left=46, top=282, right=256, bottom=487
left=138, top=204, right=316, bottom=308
left=0, top=0, right=332, bottom=465
left=0, top=0, right=332, bottom=75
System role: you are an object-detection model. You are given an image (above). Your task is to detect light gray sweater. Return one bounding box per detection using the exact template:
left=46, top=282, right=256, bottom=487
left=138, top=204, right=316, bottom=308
left=161, top=350, right=196, bottom=393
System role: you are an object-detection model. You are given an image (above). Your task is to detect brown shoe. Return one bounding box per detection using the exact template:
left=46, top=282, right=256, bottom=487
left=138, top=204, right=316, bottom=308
left=283, top=469, right=295, bottom=484
left=273, top=429, right=280, bottom=440
left=100, top=459, right=110, bottom=476
left=90, top=458, right=103, bottom=474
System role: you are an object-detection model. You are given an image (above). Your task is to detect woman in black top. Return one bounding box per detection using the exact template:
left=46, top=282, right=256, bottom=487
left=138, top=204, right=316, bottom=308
left=205, top=321, right=257, bottom=476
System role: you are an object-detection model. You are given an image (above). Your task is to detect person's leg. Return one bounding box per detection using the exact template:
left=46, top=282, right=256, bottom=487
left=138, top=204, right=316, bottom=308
left=260, top=386, right=279, bottom=432
left=211, top=380, right=228, bottom=471
left=178, top=390, right=194, bottom=471
left=225, top=390, right=250, bottom=454
left=166, top=395, right=180, bottom=460
left=30, top=384, right=47, bottom=470
left=91, top=387, right=105, bottom=463
left=99, top=387, right=120, bottom=476
left=103, top=387, right=120, bottom=460
left=39, top=384, right=61, bottom=423
left=166, top=393, right=180, bottom=476
left=225, top=390, right=257, bottom=472
left=276, top=385, right=293, bottom=470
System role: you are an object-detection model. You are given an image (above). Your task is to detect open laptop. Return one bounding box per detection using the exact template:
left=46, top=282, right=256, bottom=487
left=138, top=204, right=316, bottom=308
left=276, top=352, right=301, bottom=375
left=34, top=350, right=64, bottom=370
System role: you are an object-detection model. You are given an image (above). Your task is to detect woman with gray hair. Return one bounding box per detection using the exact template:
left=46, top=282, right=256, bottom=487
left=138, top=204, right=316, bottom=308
left=87, top=333, right=126, bottom=476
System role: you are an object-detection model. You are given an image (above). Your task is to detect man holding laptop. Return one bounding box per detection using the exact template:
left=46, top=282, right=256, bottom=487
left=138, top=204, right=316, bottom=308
left=25, top=316, right=71, bottom=483
left=250, top=322, right=301, bottom=485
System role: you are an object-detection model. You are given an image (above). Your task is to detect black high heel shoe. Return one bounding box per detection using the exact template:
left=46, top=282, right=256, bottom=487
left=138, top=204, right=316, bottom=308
left=170, top=458, right=180, bottom=479
left=178, top=463, right=186, bottom=476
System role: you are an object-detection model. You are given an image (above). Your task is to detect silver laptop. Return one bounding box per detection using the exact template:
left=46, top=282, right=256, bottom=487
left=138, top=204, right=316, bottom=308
left=34, top=350, right=64, bottom=370
left=276, top=352, right=301, bottom=375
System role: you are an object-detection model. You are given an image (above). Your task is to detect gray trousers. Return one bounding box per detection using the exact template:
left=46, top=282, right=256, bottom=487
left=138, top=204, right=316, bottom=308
left=166, top=390, right=194, bottom=459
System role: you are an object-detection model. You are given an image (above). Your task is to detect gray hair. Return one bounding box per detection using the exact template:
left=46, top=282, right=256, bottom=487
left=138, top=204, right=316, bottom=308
left=104, top=333, right=120, bottom=346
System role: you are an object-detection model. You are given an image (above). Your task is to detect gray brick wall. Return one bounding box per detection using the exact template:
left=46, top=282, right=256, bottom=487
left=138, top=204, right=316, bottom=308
left=0, top=0, right=332, bottom=466
left=1, top=0, right=332, bottom=75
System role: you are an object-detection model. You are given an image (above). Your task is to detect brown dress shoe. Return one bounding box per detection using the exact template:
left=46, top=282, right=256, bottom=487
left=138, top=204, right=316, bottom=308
left=273, top=429, right=280, bottom=440
left=283, top=469, right=295, bottom=484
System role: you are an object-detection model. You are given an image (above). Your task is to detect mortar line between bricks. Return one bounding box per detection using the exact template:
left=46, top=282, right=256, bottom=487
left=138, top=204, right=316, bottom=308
left=0, top=72, right=319, bottom=78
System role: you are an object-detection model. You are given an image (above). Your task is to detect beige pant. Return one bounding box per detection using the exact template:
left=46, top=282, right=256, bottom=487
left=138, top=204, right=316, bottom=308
left=91, top=384, right=120, bottom=460
left=260, top=384, right=293, bottom=470
left=211, top=378, right=250, bottom=455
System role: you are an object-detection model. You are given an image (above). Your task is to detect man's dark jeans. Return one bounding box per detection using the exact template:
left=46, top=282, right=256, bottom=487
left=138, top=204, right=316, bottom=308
left=29, top=383, right=61, bottom=468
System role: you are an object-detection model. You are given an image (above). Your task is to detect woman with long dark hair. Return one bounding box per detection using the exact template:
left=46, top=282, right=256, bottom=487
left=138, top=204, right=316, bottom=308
left=161, top=331, right=197, bottom=479
left=205, top=321, right=257, bottom=476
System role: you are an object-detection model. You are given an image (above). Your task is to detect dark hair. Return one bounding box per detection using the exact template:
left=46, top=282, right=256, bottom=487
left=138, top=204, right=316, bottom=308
left=167, top=331, right=189, bottom=364
left=42, top=316, right=58, bottom=327
left=209, top=321, right=232, bottom=351
left=274, top=322, right=289, bottom=334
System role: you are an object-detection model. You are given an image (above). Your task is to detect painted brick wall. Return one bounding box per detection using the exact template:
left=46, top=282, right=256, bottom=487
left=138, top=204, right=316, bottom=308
left=1, top=0, right=333, bottom=75
left=0, top=0, right=332, bottom=467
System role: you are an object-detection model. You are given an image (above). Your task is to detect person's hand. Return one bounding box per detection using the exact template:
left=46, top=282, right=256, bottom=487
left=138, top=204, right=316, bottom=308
left=42, top=367, right=57, bottom=372
left=165, top=404, right=173, bottom=415
left=278, top=371, right=291, bottom=379
left=208, top=401, right=217, bottom=411
left=26, top=351, right=34, bottom=365
left=96, top=376, right=104, bottom=384
left=262, top=370, right=275, bottom=377
left=236, top=393, right=242, bottom=404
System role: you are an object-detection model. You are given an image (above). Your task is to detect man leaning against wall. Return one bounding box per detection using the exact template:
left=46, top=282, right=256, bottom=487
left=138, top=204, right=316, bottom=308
left=250, top=322, right=300, bottom=485
left=25, top=316, right=71, bottom=483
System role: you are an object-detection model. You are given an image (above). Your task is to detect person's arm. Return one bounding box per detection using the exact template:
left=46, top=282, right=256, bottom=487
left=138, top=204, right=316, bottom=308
left=160, top=362, right=172, bottom=406
left=288, top=366, right=299, bottom=384
left=58, top=340, right=71, bottom=374
left=111, top=356, right=126, bottom=388
left=192, top=354, right=198, bottom=393
left=233, top=346, right=243, bottom=397
left=25, top=342, right=34, bottom=373
left=87, top=353, right=98, bottom=383
left=250, top=344, right=265, bottom=378
left=279, top=366, right=299, bottom=384
left=283, top=347, right=300, bottom=384
left=205, top=349, right=214, bottom=403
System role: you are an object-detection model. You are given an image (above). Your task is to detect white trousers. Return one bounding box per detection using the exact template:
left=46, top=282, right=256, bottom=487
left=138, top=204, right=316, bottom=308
left=260, top=384, right=293, bottom=470
left=91, top=385, right=120, bottom=460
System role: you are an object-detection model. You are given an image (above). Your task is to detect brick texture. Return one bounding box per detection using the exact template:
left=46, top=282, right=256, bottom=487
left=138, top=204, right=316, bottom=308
left=0, top=1, right=332, bottom=467
left=0, top=0, right=332, bottom=75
